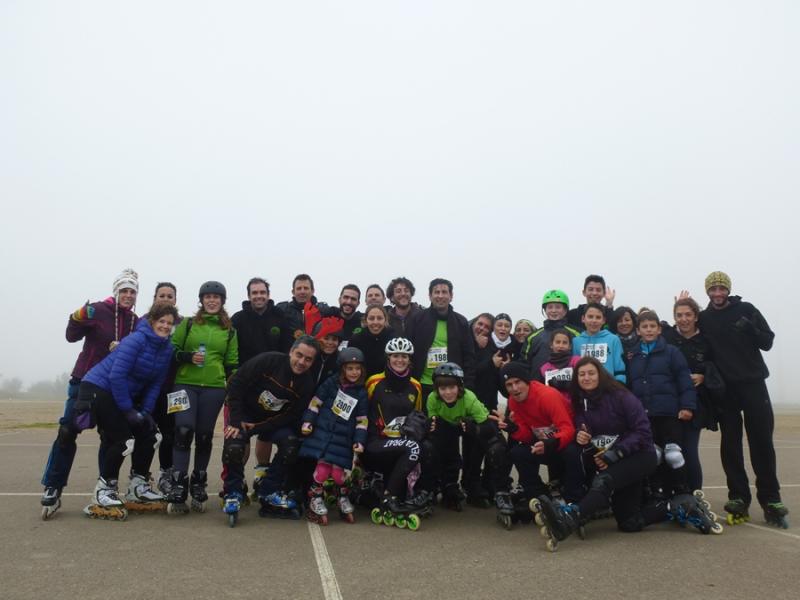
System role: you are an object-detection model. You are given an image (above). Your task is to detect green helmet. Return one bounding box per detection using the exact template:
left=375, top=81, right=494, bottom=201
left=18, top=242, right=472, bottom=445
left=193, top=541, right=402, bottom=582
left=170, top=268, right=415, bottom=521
left=541, top=289, right=569, bottom=308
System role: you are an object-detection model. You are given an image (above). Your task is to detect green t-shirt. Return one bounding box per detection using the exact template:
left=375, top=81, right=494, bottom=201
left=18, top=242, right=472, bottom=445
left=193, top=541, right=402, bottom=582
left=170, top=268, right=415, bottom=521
left=421, top=320, right=449, bottom=385
left=426, top=388, right=488, bottom=425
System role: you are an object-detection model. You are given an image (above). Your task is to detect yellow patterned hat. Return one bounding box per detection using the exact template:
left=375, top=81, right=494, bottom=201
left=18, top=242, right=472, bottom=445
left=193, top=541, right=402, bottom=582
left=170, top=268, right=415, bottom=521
left=704, top=271, right=731, bottom=293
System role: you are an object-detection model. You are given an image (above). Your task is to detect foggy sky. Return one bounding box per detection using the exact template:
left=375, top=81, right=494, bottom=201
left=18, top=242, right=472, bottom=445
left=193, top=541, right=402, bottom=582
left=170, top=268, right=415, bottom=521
left=1, top=2, right=798, bottom=402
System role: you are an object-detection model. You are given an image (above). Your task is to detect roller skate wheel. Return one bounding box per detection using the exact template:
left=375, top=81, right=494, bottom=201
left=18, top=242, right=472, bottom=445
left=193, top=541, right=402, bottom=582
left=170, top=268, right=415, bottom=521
left=370, top=508, right=382, bottom=525
left=539, top=525, right=550, bottom=538
left=535, top=513, right=544, bottom=526
left=693, top=489, right=705, bottom=501
left=228, top=513, right=237, bottom=528
left=191, top=499, right=206, bottom=513
left=382, top=511, right=395, bottom=527
left=578, top=525, right=586, bottom=540
left=529, top=498, right=541, bottom=513
left=395, top=515, right=407, bottom=528
left=711, top=522, right=724, bottom=534
left=708, top=511, right=717, bottom=522
left=407, top=514, right=421, bottom=531
left=41, top=506, right=54, bottom=521
left=701, top=500, right=711, bottom=510
left=500, top=514, right=512, bottom=530
left=545, top=538, right=558, bottom=552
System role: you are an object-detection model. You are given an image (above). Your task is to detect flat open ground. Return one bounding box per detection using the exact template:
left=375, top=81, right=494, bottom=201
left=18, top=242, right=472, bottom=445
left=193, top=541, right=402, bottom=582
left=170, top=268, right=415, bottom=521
left=1, top=400, right=798, bottom=600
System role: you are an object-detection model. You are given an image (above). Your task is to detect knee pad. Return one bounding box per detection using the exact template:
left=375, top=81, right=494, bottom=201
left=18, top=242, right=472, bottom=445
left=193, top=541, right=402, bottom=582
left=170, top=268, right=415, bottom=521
left=222, top=438, right=247, bottom=465
left=195, top=430, right=213, bottom=452
left=277, top=436, right=300, bottom=466
left=474, top=421, right=498, bottom=441
left=664, top=443, right=685, bottom=469
left=617, top=513, right=645, bottom=533
left=589, top=472, right=614, bottom=499
left=174, top=426, right=194, bottom=451
left=56, top=424, right=78, bottom=448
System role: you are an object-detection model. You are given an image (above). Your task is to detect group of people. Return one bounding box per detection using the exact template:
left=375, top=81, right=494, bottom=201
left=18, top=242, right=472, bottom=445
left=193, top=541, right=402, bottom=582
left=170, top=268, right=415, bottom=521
left=39, top=268, right=789, bottom=543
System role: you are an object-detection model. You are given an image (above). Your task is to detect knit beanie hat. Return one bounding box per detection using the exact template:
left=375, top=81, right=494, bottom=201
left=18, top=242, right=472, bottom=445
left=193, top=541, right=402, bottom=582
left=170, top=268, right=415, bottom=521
left=704, top=271, right=731, bottom=293
left=500, top=361, right=531, bottom=383
left=113, top=268, right=139, bottom=295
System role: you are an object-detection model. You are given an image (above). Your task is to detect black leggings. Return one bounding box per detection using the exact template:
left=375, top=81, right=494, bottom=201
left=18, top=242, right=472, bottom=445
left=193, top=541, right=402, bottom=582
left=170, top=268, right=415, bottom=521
left=362, top=436, right=434, bottom=498
left=430, top=420, right=509, bottom=492
left=90, top=383, right=157, bottom=481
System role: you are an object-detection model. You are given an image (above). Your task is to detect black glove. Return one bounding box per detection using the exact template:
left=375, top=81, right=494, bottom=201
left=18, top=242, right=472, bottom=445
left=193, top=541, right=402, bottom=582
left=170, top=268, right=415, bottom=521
left=600, top=448, right=623, bottom=465
left=176, top=351, right=195, bottom=364
left=541, top=437, right=559, bottom=455
left=141, top=412, right=157, bottom=434
left=504, top=417, right=519, bottom=434
left=124, top=409, right=145, bottom=429
left=72, top=397, right=95, bottom=431
left=734, top=316, right=757, bottom=335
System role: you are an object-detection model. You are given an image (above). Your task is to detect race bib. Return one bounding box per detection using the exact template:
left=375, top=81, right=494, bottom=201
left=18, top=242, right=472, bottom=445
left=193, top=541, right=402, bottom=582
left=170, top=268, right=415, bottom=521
left=544, top=367, right=573, bottom=386
left=258, top=390, right=289, bottom=412
left=166, top=390, right=190, bottom=414
left=581, top=343, right=608, bottom=363
left=332, top=390, right=358, bottom=421
left=532, top=426, right=557, bottom=440
left=591, top=434, right=619, bottom=451
left=383, top=416, right=406, bottom=438
left=426, top=347, right=448, bottom=369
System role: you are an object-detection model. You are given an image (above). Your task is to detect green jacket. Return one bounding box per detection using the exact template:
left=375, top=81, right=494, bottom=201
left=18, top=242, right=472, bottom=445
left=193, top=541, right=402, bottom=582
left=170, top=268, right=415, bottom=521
left=172, top=314, right=238, bottom=388
left=426, top=388, right=488, bottom=425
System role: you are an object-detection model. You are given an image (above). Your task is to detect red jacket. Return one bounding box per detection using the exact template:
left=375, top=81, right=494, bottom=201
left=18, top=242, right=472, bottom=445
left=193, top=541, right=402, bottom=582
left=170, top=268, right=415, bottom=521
left=508, top=381, right=575, bottom=450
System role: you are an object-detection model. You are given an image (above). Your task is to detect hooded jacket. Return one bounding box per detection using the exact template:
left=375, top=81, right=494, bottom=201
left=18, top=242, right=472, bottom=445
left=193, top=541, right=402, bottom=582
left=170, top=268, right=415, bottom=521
left=629, top=336, right=697, bottom=417
left=232, top=300, right=292, bottom=360
left=67, top=297, right=138, bottom=380
left=574, top=388, right=654, bottom=458
left=521, top=318, right=580, bottom=377
left=572, top=329, right=627, bottom=383
left=83, top=319, right=173, bottom=414
left=276, top=296, right=331, bottom=342
left=507, top=381, right=575, bottom=450
left=172, top=314, right=239, bottom=388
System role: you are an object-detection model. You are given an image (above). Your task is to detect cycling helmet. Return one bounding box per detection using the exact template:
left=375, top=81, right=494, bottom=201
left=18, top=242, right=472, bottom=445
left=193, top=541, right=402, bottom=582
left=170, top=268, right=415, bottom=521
left=385, top=337, right=414, bottom=355
left=541, top=289, right=569, bottom=308
left=337, top=347, right=365, bottom=366
left=433, top=362, right=464, bottom=383
left=199, top=281, right=227, bottom=302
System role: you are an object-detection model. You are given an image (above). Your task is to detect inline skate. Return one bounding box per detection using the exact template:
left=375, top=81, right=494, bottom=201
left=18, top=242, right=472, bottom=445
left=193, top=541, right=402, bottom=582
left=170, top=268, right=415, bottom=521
left=441, top=482, right=466, bottom=512
left=84, top=477, right=128, bottom=520
left=223, top=491, right=244, bottom=527
left=166, top=471, right=190, bottom=515
left=337, top=486, right=356, bottom=524
left=259, top=490, right=301, bottom=519
left=495, top=491, right=515, bottom=530
left=125, top=471, right=166, bottom=513
left=530, top=495, right=582, bottom=552
left=189, top=470, right=208, bottom=513
left=307, top=484, right=329, bottom=525
left=667, top=491, right=723, bottom=534
left=40, top=486, right=62, bottom=521
left=724, top=498, right=750, bottom=526
left=762, top=502, right=789, bottom=529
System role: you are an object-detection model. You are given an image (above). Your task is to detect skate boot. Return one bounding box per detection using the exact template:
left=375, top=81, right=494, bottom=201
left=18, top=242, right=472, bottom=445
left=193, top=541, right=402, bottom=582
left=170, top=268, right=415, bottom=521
left=403, top=489, right=435, bottom=522
left=189, top=470, right=208, bottom=513
left=223, top=491, right=244, bottom=527
left=166, top=471, right=190, bottom=515
left=667, top=493, right=723, bottom=534
left=259, top=491, right=301, bottom=520
left=495, top=491, right=515, bottom=530
left=370, top=493, right=408, bottom=529
left=337, top=487, right=355, bottom=524
left=157, top=467, right=174, bottom=496
left=441, top=483, right=466, bottom=512
left=509, top=484, right=532, bottom=524
left=40, top=486, right=62, bottom=521
left=762, top=502, right=789, bottom=529
left=84, top=477, right=128, bottom=520
left=125, top=472, right=166, bottom=513
left=307, top=485, right=329, bottom=525
left=723, top=498, right=750, bottom=526
left=465, top=482, right=492, bottom=509
left=251, top=464, right=269, bottom=502
left=530, top=495, right=581, bottom=552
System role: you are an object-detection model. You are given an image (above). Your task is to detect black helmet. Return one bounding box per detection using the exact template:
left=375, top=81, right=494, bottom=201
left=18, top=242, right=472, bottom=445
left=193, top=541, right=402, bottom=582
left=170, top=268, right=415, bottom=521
left=433, top=362, right=464, bottom=384
left=199, top=281, right=227, bottom=302
left=337, top=347, right=365, bottom=366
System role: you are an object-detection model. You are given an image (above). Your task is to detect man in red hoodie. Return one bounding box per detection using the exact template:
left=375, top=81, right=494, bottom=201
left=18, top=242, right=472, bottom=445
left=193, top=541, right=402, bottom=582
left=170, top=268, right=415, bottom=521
left=491, top=362, right=583, bottom=505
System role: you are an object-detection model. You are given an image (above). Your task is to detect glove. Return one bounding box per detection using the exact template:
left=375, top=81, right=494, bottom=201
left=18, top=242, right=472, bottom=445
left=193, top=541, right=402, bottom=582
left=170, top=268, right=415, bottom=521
left=600, top=448, right=623, bottom=465
left=71, top=301, right=95, bottom=322
left=301, top=422, right=313, bottom=435
left=124, top=409, right=145, bottom=429
left=460, top=418, right=477, bottom=437
left=141, top=412, right=156, bottom=434
left=734, top=317, right=757, bottom=335
left=504, top=417, right=519, bottom=434
left=72, top=396, right=95, bottom=431
left=541, top=437, right=559, bottom=455
left=304, top=302, right=322, bottom=334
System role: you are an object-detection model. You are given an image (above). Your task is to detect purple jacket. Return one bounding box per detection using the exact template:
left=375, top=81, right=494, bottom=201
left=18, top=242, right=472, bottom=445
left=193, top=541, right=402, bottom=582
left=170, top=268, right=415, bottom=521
left=67, top=297, right=138, bottom=380
left=574, top=388, right=654, bottom=458
left=83, top=319, right=173, bottom=414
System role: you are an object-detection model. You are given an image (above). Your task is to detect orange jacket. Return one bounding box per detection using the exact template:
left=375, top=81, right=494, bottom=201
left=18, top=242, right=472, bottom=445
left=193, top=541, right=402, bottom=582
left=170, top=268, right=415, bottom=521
left=508, top=381, right=575, bottom=450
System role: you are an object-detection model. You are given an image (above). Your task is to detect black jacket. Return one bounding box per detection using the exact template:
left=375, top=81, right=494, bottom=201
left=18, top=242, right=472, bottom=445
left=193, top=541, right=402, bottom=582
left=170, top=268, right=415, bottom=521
left=698, top=296, right=774, bottom=383
left=567, top=304, right=615, bottom=332
left=231, top=300, right=292, bottom=361
left=406, top=305, right=476, bottom=388
left=349, top=327, right=396, bottom=379
left=473, top=337, right=502, bottom=411
left=387, top=303, right=422, bottom=336
left=225, top=352, right=316, bottom=432
left=275, top=296, right=332, bottom=342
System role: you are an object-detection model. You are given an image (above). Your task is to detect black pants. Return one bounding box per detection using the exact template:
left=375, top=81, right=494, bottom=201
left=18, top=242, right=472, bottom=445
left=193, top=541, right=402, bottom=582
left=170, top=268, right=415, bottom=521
left=153, top=390, right=174, bottom=470
left=90, top=383, right=157, bottom=482
left=511, top=441, right=584, bottom=502
left=578, top=450, right=659, bottom=531
left=362, top=436, right=434, bottom=498
left=649, top=416, right=689, bottom=494
left=719, top=380, right=780, bottom=505
left=430, top=421, right=509, bottom=493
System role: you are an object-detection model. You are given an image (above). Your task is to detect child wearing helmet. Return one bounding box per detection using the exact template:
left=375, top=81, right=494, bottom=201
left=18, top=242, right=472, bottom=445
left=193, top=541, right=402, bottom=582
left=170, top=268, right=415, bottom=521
left=298, top=347, right=369, bottom=524
left=522, top=290, right=580, bottom=379
left=427, top=362, right=510, bottom=512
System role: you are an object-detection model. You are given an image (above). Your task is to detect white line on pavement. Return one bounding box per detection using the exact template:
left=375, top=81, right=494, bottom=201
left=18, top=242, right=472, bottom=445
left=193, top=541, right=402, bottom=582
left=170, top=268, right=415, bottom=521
left=0, top=493, right=91, bottom=496
left=743, top=522, right=800, bottom=540
left=307, top=521, right=344, bottom=600
left=0, top=443, right=99, bottom=447
left=702, top=485, right=800, bottom=489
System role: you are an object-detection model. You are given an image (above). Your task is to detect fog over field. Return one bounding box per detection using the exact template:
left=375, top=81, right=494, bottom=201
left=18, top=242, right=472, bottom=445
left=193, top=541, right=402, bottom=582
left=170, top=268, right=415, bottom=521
left=1, top=2, right=798, bottom=402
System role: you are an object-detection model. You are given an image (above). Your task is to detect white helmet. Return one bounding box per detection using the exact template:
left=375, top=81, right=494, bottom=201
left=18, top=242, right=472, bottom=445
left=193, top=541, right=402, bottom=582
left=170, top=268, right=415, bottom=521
left=385, top=337, right=414, bottom=355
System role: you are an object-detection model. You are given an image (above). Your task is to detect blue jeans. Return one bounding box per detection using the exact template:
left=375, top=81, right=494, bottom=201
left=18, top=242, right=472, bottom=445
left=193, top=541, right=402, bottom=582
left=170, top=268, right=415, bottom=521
left=41, top=381, right=86, bottom=488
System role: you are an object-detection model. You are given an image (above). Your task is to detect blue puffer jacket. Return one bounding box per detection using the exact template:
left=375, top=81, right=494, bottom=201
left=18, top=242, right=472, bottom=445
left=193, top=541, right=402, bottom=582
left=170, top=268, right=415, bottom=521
left=629, top=336, right=696, bottom=417
left=298, top=375, right=369, bottom=469
left=83, top=319, right=174, bottom=414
